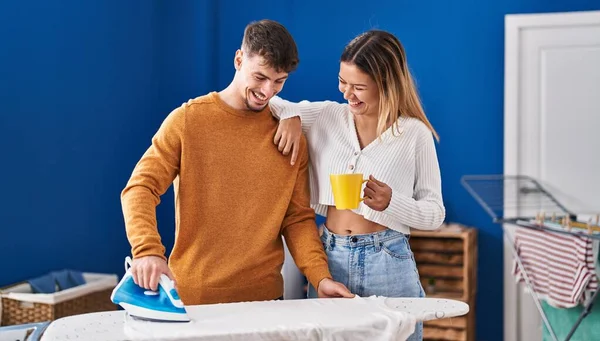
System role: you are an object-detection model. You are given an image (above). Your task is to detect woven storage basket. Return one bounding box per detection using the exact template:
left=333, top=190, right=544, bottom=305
left=0, top=273, right=118, bottom=326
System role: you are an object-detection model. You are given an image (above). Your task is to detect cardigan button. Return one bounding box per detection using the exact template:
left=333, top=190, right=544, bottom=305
left=349, top=165, right=354, bottom=170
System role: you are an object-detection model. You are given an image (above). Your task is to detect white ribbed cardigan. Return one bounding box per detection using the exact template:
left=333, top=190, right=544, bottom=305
left=270, top=96, right=445, bottom=234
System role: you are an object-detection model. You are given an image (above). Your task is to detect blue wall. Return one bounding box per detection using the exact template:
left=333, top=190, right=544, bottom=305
left=0, top=1, right=214, bottom=285
left=0, top=0, right=159, bottom=282
left=2, top=1, right=599, bottom=340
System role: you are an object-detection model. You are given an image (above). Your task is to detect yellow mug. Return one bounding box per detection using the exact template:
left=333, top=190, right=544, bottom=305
left=330, top=173, right=368, bottom=210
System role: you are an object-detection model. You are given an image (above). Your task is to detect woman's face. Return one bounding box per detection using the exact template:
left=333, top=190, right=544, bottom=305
left=338, top=62, right=380, bottom=118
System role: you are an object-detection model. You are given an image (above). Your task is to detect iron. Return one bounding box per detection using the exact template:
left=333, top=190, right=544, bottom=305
left=110, top=257, right=191, bottom=322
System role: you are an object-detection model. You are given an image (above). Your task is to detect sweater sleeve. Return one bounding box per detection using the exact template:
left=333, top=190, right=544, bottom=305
left=281, top=137, right=332, bottom=289
left=269, top=96, right=341, bottom=134
left=121, top=106, right=185, bottom=260
left=384, top=129, right=445, bottom=230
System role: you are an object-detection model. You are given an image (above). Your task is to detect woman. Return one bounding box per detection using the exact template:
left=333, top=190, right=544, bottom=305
left=270, top=30, right=444, bottom=341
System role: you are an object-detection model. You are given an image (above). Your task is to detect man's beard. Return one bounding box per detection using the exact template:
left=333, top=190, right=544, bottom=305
left=244, top=88, right=273, bottom=112
left=245, top=96, right=267, bottom=112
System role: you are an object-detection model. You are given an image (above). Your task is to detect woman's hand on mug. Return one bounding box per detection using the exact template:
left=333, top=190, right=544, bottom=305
left=273, top=116, right=302, bottom=166
left=363, top=175, right=392, bottom=211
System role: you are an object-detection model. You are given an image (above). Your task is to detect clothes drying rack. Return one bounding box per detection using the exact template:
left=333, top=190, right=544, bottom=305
left=461, top=175, right=599, bottom=341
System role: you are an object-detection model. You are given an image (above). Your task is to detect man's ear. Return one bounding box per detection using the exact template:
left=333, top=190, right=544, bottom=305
left=234, top=49, right=243, bottom=71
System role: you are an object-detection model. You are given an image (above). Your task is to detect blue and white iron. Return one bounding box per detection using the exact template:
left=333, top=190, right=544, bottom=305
left=111, top=257, right=191, bottom=322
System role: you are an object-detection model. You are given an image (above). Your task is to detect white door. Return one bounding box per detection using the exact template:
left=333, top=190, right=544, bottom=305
left=504, top=10, right=600, bottom=341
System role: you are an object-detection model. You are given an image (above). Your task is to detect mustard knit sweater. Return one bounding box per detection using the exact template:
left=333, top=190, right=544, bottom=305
left=121, top=92, right=331, bottom=304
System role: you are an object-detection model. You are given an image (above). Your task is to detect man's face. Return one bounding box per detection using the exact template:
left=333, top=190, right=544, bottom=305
left=235, top=50, right=289, bottom=112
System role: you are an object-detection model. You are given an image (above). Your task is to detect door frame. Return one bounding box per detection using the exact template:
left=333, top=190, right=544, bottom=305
left=503, top=10, right=600, bottom=341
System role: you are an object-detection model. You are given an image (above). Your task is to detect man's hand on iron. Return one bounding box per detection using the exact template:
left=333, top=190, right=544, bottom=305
left=317, top=278, right=355, bottom=298
left=131, top=255, right=175, bottom=291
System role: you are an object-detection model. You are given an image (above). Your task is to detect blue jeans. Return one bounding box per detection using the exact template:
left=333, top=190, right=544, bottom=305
left=308, top=225, right=424, bottom=341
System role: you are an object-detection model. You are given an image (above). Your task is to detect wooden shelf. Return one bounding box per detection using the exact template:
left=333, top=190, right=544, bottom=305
left=411, top=223, right=477, bottom=341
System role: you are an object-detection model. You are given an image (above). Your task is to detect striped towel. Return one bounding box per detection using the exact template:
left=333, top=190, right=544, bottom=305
left=513, top=224, right=598, bottom=308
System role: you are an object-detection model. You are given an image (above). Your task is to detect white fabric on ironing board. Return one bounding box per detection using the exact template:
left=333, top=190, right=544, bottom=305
left=40, top=296, right=469, bottom=341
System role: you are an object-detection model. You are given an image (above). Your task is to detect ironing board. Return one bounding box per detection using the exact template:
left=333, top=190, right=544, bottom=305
left=39, top=296, right=469, bottom=341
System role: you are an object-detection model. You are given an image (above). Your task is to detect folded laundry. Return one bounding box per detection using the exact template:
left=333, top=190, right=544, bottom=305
left=52, top=270, right=86, bottom=291
left=27, top=270, right=86, bottom=294
left=28, top=273, right=57, bottom=294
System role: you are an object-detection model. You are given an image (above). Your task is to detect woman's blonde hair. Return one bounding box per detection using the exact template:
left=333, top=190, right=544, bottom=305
left=341, top=30, right=439, bottom=141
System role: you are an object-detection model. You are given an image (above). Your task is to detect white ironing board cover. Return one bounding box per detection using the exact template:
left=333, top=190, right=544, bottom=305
left=41, top=296, right=469, bottom=341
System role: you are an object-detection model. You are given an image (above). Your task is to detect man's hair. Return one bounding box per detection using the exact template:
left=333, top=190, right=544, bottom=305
left=241, top=19, right=299, bottom=73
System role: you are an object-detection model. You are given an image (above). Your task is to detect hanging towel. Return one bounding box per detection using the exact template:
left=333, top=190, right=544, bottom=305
left=513, top=225, right=598, bottom=308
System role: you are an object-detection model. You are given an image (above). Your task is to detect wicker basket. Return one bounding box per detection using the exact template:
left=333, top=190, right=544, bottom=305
left=0, top=273, right=118, bottom=326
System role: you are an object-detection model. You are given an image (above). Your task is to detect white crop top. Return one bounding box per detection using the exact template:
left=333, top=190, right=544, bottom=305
left=269, top=96, right=445, bottom=234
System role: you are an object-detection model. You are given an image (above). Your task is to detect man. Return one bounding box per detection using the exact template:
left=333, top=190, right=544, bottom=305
left=121, top=19, right=353, bottom=304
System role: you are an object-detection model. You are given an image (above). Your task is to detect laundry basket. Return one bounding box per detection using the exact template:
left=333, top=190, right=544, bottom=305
left=0, top=273, right=118, bottom=326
